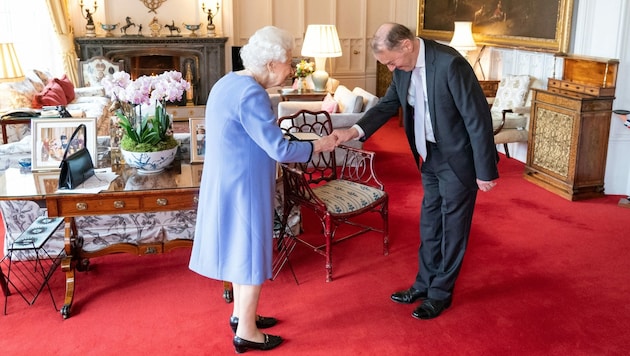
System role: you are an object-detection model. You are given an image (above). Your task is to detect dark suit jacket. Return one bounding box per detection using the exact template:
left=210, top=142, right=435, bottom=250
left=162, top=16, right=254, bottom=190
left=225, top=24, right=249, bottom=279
left=357, top=38, right=499, bottom=188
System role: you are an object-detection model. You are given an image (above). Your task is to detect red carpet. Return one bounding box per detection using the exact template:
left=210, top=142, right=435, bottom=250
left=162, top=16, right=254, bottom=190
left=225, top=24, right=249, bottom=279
left=1, top=118, right=629, bottom=355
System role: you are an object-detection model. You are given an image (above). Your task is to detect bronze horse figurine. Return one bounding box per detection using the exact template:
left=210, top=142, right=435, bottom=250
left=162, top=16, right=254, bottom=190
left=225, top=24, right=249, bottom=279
left=121, top=17, right=136, bottom=35
left=165, top=21, right=181, bottom=36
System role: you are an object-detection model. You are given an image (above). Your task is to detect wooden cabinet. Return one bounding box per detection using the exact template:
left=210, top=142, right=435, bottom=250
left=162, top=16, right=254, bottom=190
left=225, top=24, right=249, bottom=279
left=524, top=90, right=613, bottom=200
left=524, top=55, right=618, bottom=201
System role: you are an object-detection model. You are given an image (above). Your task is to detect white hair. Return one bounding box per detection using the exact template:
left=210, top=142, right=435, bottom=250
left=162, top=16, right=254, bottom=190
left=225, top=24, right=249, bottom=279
left=240, top=26, right=294, bottom=75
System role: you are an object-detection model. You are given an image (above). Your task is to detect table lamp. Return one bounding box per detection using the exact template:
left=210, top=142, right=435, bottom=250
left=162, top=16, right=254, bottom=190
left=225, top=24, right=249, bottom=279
left=301, top=24, right=342, bottom=92
left=449, top=21, right=477, bottom=60
left=0, top=43, right=24, bottom=83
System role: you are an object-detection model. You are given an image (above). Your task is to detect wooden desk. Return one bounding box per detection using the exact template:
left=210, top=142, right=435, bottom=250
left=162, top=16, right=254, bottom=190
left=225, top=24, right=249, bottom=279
left=0, top=161, right=232, bottom=319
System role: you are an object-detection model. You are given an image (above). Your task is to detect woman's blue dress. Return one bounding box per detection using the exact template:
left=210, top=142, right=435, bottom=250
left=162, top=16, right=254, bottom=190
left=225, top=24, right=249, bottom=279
left=189, top=72, right=313, bottom=285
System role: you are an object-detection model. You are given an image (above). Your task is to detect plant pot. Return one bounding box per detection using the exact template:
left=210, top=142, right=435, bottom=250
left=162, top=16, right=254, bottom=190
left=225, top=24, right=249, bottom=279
left=121, top=146, right=178, bottom=174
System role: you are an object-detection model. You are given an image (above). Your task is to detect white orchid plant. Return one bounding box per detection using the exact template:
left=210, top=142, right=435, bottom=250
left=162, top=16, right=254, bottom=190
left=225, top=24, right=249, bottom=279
left=102, top=70, right=191, bottom=152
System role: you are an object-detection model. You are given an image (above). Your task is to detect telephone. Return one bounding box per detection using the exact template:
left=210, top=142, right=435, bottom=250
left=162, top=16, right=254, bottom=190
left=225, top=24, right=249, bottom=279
left=1, top=109, right=40, bottom=119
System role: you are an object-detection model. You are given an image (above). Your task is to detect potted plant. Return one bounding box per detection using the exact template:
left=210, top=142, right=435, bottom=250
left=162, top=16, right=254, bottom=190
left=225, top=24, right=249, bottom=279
left=102, top=70, right=190, bottom=173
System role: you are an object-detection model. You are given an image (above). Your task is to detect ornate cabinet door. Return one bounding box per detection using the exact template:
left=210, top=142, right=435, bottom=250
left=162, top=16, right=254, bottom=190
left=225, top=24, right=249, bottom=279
left=524, top=89, right=613, bottom=200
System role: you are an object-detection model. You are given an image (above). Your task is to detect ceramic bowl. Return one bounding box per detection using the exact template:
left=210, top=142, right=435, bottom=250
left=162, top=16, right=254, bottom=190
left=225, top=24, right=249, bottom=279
left=100, top=23, right=118, bottom=31
left=184, top=24, right=201, bottom=31
left=121, top=147, right=178, bottom=174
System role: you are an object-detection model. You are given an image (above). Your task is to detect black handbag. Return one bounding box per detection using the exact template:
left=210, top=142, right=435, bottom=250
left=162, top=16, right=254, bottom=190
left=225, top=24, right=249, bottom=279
left=58, top=124, right=95, bottom=189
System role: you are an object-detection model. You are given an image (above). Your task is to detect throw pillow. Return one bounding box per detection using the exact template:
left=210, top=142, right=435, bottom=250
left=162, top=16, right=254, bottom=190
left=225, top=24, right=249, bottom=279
left=334, top=85, right=363, bottom=113
left=34, top=69, right=53, bottom=85
left=54, top=75, right=76, bottom=103
left=0, top=80, right=39, bottom=110
left=352, top=87, right=379, bottom=112
left=32, top=80, right=68, bottom=108
left=321, top=93, right=339, bottom=113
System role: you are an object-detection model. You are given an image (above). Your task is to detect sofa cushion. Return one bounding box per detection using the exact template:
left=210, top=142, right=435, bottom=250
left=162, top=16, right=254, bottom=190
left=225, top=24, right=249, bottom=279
left=0, top=79, right=40, bottom=110
left=54, top=75, right=76, bottom=103
left=352, top=87, right=379, bottom=112
left=321, top=93, right=339, bottom=113
left=32, top=80, right=68, bottom=108
left=334, top=85, right=363, bottom=113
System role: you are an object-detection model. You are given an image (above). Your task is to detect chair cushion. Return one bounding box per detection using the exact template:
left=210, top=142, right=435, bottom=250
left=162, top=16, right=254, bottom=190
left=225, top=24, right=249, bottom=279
left=334, top=85, right=363, bottom=113
left=491, top=75, right=530, bottom=112
left=312, top=180, right=385, bottom=214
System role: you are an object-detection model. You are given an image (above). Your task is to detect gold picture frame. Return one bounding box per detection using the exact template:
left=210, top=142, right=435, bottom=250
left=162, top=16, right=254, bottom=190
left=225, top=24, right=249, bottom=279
left=32, top=171, right=62, bottom=194
left=30, top=117, right=97, bottom=172
left=189, top=118, right=205, bottom=163
left=418, top=0, right=574, bottom=53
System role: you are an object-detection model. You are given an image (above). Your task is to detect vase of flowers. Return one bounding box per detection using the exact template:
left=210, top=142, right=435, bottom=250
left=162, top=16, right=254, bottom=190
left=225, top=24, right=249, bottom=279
left=295, top=59, right=314, bottom=93
left=102, top=70, right=190, bottom=173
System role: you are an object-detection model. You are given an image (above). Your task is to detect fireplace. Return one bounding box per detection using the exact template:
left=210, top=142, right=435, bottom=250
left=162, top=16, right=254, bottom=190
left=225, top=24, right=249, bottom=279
left=75, top=36, right=227, bottom=105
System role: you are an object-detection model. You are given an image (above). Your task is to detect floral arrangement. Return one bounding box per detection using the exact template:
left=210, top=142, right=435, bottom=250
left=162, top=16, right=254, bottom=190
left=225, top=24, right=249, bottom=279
left=102, top=70, right=190, bottom=152
left=295, top=59, right=314, bottom=78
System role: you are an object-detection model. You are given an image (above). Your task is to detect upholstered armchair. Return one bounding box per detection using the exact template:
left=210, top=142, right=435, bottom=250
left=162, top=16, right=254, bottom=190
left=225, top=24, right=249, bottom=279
left=77, top=56, right=124, bottom=88
left=490, top=75, right=533, bottom=158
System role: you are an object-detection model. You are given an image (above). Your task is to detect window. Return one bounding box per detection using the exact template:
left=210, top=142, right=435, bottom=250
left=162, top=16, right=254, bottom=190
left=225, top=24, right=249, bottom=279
left=0, top=1, right=64, bottom=76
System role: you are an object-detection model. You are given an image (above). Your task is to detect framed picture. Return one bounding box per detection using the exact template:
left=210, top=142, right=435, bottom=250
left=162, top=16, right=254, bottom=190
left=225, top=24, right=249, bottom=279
left=190, top=163, right=203, bottom=185
left=418, top=0, right=574, bottom=53
left=30, top=117, right=97, bottom=172
left=32, top=171, right=62, bottom=194
left=189, top=118, right=206, bottom=163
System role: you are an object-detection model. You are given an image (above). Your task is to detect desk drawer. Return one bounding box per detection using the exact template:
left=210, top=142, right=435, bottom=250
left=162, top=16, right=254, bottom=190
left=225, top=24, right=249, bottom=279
left=142, top=193, right=198, bottom=210
left=59, top=197, right=142, bottom=215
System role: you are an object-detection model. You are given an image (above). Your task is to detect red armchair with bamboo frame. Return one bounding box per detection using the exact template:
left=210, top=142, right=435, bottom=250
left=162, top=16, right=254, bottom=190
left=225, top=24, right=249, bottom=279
left=277, top=109, right=389, bottom=282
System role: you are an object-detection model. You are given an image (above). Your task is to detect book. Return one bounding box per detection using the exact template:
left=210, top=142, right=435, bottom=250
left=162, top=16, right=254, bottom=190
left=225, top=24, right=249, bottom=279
left=285, top=132, right=321, bottom=141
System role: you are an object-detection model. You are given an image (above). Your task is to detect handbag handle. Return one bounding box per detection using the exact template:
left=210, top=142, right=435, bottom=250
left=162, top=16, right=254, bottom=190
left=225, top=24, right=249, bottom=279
left=61, top=124, right=87, bottom=160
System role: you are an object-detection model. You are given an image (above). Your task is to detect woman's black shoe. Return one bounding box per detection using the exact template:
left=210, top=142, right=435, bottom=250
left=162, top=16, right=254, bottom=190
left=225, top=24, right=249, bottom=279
left=233, top=334, right=283, bottom=353
left=230, top=316, right=278, bottom=333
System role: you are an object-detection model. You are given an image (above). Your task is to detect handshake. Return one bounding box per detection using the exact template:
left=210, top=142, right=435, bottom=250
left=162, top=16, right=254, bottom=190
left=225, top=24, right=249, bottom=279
left=311, top=128, right=360, bottom=154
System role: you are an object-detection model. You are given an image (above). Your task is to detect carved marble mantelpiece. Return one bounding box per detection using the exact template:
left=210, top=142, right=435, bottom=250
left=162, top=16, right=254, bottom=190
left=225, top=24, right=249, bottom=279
left=75, top=36, right=227, bottom=104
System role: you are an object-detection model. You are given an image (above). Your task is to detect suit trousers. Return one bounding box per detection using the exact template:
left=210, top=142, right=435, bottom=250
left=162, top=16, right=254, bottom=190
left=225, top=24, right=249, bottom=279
left=412, top=142, right=478, bottom=301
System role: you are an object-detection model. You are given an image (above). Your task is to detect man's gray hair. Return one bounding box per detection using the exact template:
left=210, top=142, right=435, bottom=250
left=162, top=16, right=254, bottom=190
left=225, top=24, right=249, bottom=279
left=371, top=23, right=415, bottom=53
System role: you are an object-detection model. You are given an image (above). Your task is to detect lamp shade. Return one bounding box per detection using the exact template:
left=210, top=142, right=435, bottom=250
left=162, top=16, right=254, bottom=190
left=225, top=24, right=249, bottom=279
left=449, top=22, right=477, bottom=52
left=301, top=25, right=342, bottom=58
left=0, top=43, right=24, bottom=82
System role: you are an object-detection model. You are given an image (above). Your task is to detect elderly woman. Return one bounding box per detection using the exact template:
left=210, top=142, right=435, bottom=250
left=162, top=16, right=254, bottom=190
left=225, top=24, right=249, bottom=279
left=189, top=26, right=337, bottom=353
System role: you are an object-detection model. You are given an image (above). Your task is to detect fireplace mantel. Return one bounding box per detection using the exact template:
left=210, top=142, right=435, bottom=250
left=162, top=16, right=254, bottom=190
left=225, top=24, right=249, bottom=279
left=75, top=37, right=227, bottom=105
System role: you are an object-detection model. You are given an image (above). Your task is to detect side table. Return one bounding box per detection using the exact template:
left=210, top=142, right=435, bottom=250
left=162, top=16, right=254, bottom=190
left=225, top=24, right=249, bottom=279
left=279, top=89, right=328, bottom=102
left=1, top=117, right=32, bottom=144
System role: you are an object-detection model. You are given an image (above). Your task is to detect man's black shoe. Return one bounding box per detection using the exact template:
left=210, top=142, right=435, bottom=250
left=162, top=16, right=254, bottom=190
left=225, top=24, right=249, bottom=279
left=390, top=287, right=427, bottom=304
left=411, top=298, right=452, bottom=319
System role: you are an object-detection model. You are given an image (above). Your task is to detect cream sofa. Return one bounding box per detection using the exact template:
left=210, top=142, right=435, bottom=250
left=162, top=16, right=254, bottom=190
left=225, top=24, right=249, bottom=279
left=0, top=69, right=111, bottom=144
left=277, top=85, right=379, bottom=150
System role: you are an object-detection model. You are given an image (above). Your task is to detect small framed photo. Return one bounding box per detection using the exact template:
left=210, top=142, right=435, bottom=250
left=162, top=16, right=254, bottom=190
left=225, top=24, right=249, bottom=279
left=32, top=171, right=62, bottom=194
left=30, top=117, right=97, bottom=172
left=190, top=163, right=203, bottom=185
left=189, top=118, right=205, bottom=163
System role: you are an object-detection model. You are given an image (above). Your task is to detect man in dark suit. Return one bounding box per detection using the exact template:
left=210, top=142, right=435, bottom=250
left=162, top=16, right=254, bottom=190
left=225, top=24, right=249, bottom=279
left=333, top=23, right=499, bottom=319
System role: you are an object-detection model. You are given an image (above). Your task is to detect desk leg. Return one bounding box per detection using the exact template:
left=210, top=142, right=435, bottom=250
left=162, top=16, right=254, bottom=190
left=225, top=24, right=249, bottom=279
left=60, top=217, right=76, bottom=319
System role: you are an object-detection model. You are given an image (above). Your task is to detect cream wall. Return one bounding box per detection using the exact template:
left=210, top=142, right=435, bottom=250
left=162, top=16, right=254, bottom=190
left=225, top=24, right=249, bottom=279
left=70, top=0, right=630, bottom=196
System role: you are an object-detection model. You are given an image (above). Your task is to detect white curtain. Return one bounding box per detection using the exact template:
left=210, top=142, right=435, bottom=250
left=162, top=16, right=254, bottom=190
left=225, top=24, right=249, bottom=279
left=45, top=0, right=79, bottom=86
